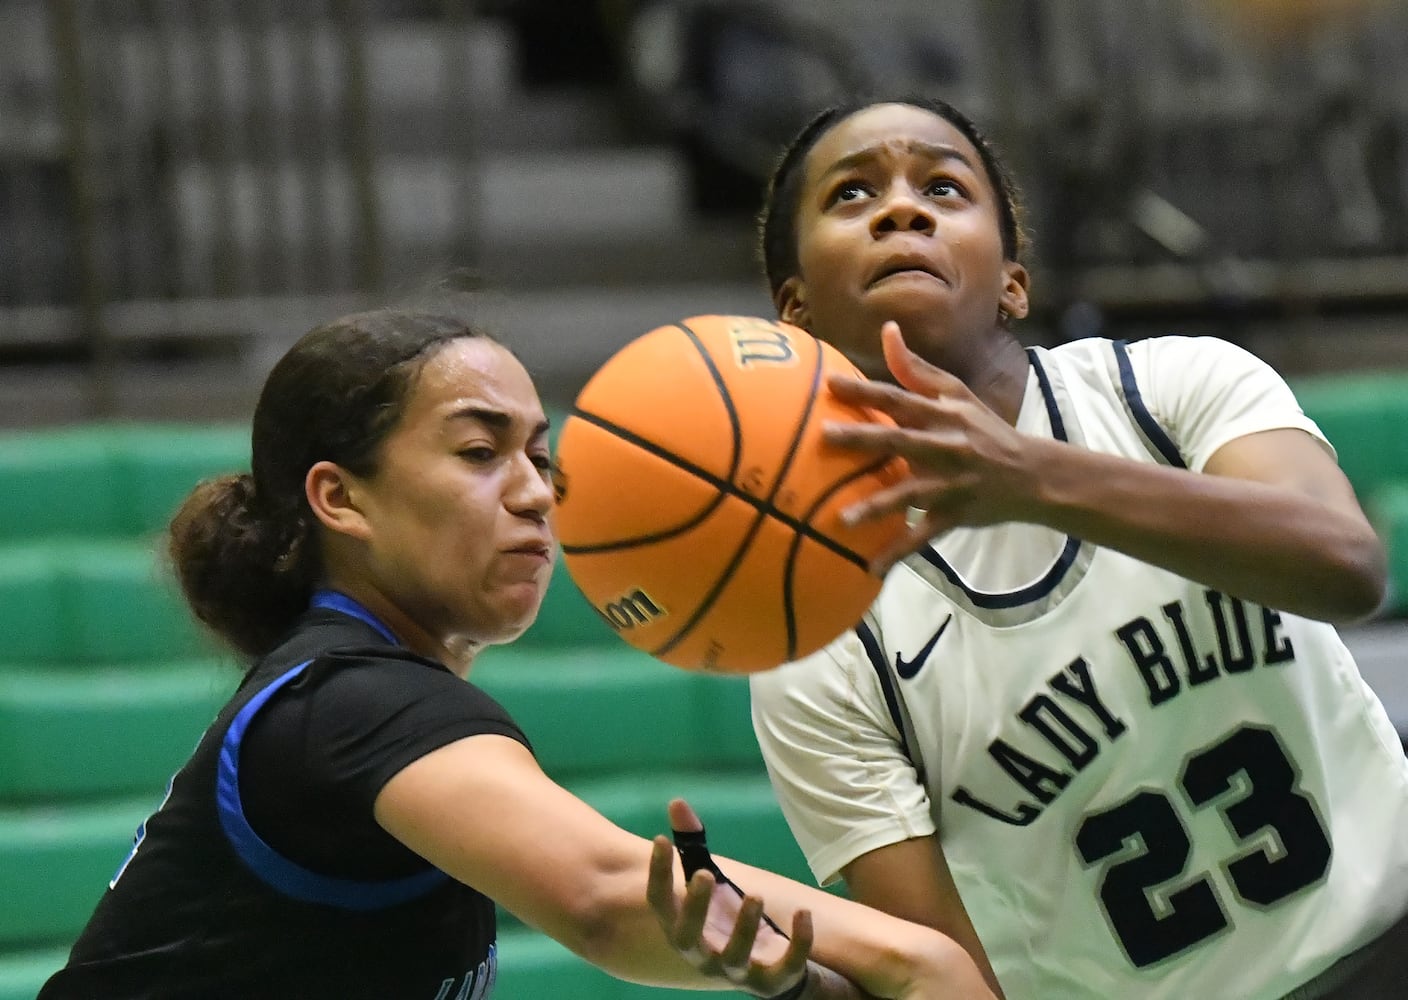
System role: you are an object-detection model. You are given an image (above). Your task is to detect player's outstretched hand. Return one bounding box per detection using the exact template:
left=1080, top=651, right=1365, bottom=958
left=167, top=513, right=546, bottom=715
left=648, top=798, right=846, bottom=999
left=824, top=321, right=1040, bottom=573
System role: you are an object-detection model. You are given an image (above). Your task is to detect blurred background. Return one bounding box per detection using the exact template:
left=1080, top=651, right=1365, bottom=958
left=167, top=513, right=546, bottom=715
left=1, top=0, right=1407, bottom=997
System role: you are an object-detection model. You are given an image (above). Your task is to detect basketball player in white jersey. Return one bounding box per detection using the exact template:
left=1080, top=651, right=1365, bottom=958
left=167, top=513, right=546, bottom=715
left=746, top=97, right=1408, bottom=999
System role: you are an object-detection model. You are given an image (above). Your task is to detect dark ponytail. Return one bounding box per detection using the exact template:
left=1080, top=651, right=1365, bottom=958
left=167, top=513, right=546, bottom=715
left=167, top=473, right=317, bottom=658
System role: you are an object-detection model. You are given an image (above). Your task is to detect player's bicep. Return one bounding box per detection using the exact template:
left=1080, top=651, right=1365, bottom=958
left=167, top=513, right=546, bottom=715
left=843, top=836, right=959, bottom=925
left=1204, top=428, right=1368, bottom=517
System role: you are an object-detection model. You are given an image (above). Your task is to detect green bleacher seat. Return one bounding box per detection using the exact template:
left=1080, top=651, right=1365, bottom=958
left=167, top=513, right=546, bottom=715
left=1292, top=373, right=1408, bottom=502
left=0, top=423, right=248, bottom=544
left=0, top=540, right=213, bottom=665
left=471, top=647, right=761, bottom=779
left=0, top=428, right=126, bottom=543
left=0, top=547, right=66, bottom=663
left=0, top=659, right=234, bottom=802
left=0, top=947, right=68, bottom=1000
left=569, top=771, right=814, bottom=888
left=61, top=541, right=209, bottom=662
left=106, top=424, right=249, bottom=537
left=686, top=669, right=769, bottom=770
left=0, top=798, right=150, bottom=948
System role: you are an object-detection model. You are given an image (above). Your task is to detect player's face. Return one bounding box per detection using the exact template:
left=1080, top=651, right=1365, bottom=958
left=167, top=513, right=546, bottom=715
left=778, top=103, right=1027, bottom=380
left=353, top=338, right=555, bottom=652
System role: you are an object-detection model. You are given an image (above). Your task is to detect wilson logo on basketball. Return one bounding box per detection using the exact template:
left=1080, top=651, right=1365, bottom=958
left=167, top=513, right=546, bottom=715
left=729, top=318, right=798, bottom=368
left=598, top=588, right=667, bottom=631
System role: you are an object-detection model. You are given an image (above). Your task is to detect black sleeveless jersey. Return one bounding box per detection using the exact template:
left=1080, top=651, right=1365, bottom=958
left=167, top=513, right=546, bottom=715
left=40, top=594, right=530, bottom=999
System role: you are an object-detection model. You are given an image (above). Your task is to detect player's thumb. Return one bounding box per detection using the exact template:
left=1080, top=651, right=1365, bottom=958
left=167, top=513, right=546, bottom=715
left=881, top=321, right=956, bottom=398
left=668, top=797, right=703, bottom=834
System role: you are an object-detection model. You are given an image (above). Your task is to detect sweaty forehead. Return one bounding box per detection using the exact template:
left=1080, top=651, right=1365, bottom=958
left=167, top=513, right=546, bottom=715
left=805, top=103, right=981, bottom=183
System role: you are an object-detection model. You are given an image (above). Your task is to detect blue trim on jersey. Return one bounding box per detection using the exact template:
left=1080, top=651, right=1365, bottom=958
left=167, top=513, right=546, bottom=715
left=311, top=589, right=401, bottom=645
left=216, top=659, right=449, bottom=910
left=1112, top=340, right=1187, bottom=468
left=855, top=622, right=917, bottom=766
left=1027, top=348, right=1067, bottom=441
left=914, top=350, right=1082, bottom=609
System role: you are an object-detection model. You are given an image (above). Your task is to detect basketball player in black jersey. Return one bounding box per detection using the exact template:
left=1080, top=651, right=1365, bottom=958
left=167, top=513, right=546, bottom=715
left=38, top=307, right=993, bottom=1000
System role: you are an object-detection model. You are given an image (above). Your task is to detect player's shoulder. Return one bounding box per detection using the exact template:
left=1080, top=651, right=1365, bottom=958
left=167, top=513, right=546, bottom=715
left=314, top=647, right=481, bottom=704
left=749, top=623, right=877, bottom=699
left=1045, top=333, right=1262, bottom=370
left=1045, top=334, right=1283, bottom=402
left=1118, top=333, right=1272, bottom=370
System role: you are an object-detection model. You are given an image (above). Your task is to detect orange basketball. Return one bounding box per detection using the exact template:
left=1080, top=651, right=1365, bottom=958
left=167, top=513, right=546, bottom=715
left=552, top=315, right=909, bottom=673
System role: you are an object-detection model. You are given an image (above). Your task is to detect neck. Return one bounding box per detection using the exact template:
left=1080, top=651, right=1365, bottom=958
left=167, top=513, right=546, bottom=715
left=949, top=330, right=1030, bottom=426
left=315, top=581, right=479, bottom=678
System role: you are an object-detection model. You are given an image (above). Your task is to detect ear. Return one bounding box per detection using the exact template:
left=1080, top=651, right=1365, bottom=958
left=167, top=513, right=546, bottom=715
left=999, top=262, right=1031, bottom=321
left=305, top=460, right=372, bottom=541
left=776, top=277, right=811, bottom=331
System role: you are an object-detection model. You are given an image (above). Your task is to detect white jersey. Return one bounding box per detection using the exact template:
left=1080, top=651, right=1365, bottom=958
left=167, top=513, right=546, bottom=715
left=750, top=336, right=1408, bottom=1000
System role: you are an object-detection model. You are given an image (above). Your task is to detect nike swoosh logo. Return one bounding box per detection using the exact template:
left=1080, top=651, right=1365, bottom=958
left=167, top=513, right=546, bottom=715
left=894, top=614, right=953, bottom=679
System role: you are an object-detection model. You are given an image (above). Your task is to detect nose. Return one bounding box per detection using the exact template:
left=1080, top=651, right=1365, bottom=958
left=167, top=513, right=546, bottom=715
left=871, top=183, right=936, bottom=238
left=507, top=455, right=554, bottom=522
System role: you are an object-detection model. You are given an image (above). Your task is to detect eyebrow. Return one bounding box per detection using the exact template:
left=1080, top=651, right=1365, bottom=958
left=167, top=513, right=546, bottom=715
left=822, top=141, right=977, bottom=177
left=448, top=406, right=551, bottom=438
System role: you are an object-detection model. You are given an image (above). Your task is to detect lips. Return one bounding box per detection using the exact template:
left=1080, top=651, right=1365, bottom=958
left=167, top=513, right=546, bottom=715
left=503, top=540, right=552, bottom=559
left=868, top=253, right=947, bottom=288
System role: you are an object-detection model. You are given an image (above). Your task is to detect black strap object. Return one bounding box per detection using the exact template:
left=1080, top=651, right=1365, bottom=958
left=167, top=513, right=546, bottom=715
left=673, top=824, right=812, bottom=1000
left=671, top=824, right=789, bottom=939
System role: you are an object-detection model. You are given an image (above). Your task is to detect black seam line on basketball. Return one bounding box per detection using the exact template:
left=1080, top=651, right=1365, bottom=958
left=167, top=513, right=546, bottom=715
left=558, top=320, right=743, bottom=554
left=560, top=377, right=867, bottom=569
left=652, top=332, right=827, bottom=661
left=676, top=321, right=744, bottom=483
left=761, top=327, right=826, bottom=661
left=781, top=455, right=894, bottom=659
left=563, top=405, right=733, bottom=551
left=651, top=501, right=774, bottom=659
left=561, top=408, right=733, bottom=552
left=562, top=412, right=871, bottom=569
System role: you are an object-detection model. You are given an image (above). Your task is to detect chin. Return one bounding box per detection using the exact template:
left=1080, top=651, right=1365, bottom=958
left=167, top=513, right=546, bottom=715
left=503, top=592, right=549, bottom=637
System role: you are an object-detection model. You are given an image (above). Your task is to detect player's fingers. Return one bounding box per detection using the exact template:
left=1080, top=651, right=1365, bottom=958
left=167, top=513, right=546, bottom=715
left=675, top=870, right=717, bottom=953
left=826, top=374, right=949, bottom=429
left=646, top=835, right=679, bottom=922
left=822, top=418, right=918, bottom=456
left=717, top=894, right=766, bottom=977
left=840, top=478, right=951, bottom=528
left=774, top=909, right=813, bottom=979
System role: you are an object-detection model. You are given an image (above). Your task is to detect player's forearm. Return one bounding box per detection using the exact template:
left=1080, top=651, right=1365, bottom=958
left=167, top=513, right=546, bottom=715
left=558, top=858, right=734, bottom=989
left=572, top=868, right=873, bottom=995
left=722, top=857, right=998, bottom=999
left=1024, top=438, right=1385, bottom=622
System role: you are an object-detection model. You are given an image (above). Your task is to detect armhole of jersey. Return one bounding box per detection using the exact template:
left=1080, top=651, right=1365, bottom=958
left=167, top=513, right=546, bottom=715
left=215, top=660, right=450, bottom=910
left=1110, top=339, right=1188, bottom=469
left=856, top=618, right=927, bottom=785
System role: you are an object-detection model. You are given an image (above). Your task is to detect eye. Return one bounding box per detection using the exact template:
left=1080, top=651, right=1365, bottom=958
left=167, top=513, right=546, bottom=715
left=925, top=177, right=967, bottom=200
left=826, top=179, right=872, bottom=206
left=458, top=445, right=497, bottom=463
left=530, top=452, right=552, bottom=472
